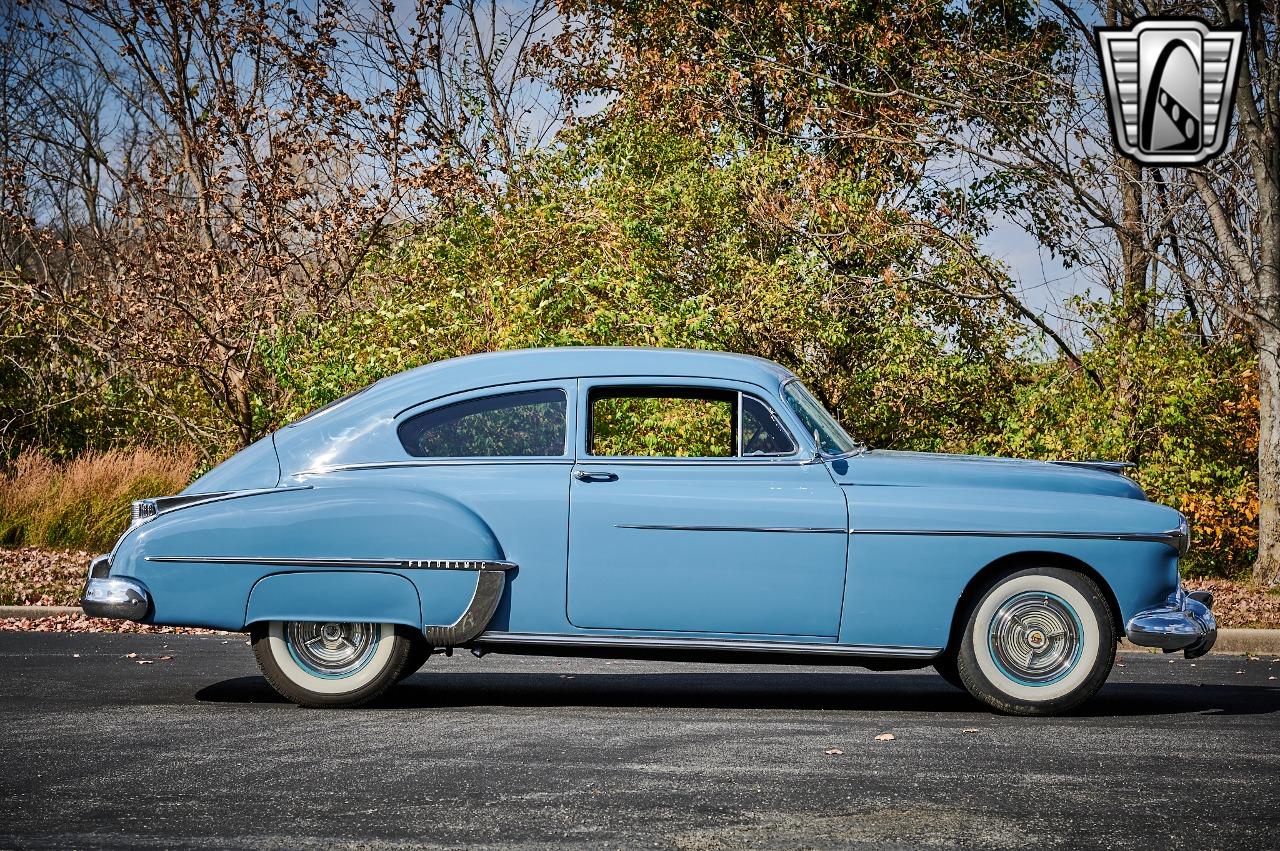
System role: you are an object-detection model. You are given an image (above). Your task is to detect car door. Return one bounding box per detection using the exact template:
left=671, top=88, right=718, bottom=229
left=566, top=379, right=849, bottom=638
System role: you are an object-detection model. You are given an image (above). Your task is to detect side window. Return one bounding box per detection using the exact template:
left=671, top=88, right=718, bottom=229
left=740, top=396, right=796, bottom=456
left=590, top=388, right=735, bottom=457
left=398, top=388, right=567, bottom=458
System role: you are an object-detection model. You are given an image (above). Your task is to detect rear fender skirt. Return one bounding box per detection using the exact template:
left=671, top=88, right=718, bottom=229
left=245, top=571, right=422, bottom=629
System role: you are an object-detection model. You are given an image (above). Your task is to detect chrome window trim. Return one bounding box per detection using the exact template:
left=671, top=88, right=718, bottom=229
left=580, top=381, right=800, bottom=462
left=849, top=528, right=1188, bottom=552
left=297, top=456, right=821, bottom=476
left=295, top=458, right=575, bottom=475
left=779, top=378, right=865, bottom=459
left=575, top=457, right=820, bottom=467
left=145, top=556, right=517, bottom=571
left=474, top=631, right=940, bottom=658
left=584, top=383, right=738, bottom=460
left=392, top=372, right=783, bottom=420
left=737, top=391, right=799, bottom=458
left=396, top=386, right=570, bottom=460
left=736, top=391, right=743, bottom=457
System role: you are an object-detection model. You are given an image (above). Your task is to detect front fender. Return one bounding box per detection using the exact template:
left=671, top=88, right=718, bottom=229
left=838, top=486, right=1186, bottom=648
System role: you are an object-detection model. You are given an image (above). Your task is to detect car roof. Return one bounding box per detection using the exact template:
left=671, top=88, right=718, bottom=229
left=390, top=347, right=793, bottom=390
left=289, top=347, right=799, bottom=431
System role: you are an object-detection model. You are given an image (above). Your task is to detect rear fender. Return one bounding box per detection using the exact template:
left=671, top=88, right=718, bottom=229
left=108, top=485, right=507, bottom=632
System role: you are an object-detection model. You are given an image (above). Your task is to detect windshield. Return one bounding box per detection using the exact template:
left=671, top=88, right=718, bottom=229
left=781, top=381, right=859, bottom=456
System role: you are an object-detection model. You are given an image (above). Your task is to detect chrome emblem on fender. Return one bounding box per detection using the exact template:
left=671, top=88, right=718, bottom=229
left=1095, top=17, right=1245, bottom=165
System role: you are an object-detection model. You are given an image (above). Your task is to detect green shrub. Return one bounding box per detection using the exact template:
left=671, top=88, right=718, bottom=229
left=969, top=305, right=1258, bottom=579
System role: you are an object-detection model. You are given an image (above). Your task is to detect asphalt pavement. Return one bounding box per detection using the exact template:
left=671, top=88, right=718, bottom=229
left=1, top=632, right=1277, bottom=850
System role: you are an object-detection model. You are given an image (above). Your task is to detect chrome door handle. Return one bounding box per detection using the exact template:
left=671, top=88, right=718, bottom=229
left=573, top=470, right=619, bottom=483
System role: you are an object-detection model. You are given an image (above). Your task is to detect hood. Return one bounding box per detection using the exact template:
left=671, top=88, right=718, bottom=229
left=828, top=450, right=1147, bottom=501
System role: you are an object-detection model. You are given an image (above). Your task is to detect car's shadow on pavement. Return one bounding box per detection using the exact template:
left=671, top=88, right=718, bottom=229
left=195, top=671, right=1280, bottom=717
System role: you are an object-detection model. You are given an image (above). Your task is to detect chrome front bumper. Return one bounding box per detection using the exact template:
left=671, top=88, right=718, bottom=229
left=1125, top=587, right=1217, bottom=659
left=79, top=555, right=150, bottom=621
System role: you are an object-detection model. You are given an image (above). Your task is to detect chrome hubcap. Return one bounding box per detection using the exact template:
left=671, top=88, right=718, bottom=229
left=988, top=592, right=1081, bottom=685
left=285, top=622, right=379, bottom=677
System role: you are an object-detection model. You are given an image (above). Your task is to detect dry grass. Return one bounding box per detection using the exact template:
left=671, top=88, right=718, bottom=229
left=0, top=447, right=196, bottom=552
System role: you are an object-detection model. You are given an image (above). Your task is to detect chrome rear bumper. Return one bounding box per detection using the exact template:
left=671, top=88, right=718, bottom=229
left=79, top=555, right=150, bottom=621
left=1125, top=587, right=1216, bottom=659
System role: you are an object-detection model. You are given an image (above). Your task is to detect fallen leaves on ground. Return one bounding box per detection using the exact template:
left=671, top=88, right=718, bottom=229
left=0, top=547, right=93, bottom=607
left=0, top=547, right=225, bottom=633
left=1, top=613, right=223, bottom=635
left=1184, top=579, right=1280, bottom=629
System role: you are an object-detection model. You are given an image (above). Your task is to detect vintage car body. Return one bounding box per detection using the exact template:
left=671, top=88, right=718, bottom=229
left=82, top=347, right=1216, bottom=713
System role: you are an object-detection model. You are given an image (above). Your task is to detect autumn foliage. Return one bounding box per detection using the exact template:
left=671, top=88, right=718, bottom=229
left=0, top=1, right=1273, bottom=582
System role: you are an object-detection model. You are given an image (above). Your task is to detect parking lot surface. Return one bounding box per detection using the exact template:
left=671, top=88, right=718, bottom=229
left=1, top=632, right=1277, bottom=849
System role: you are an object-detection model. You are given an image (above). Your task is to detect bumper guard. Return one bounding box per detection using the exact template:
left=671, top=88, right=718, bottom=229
left=79, top=556, right=150, bottom=621
left=1125, top=586, right=1217, bottom=659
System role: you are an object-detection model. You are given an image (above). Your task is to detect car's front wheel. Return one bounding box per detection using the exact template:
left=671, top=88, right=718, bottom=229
left=251, top=620, right=412, bottom=708
left=954, top=567, right=1116, bottom=715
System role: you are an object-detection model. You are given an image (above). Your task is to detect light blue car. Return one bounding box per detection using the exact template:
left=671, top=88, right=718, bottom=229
left=81, top=347, right=1216, bottom=713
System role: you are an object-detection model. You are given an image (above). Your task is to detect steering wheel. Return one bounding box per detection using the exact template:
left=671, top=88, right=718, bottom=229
left=743, top=426, right=772, bottom=455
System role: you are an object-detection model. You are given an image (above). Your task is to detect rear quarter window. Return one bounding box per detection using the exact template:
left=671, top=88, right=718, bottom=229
left=398, top=388, right=567, bottom=457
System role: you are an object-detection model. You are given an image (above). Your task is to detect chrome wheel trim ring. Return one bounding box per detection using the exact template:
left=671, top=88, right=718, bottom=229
left=987, top=591, right=1083, bottom=686
left=266, top=620, right=398, bottom=695
left=284, top=621, right=381, bottom=679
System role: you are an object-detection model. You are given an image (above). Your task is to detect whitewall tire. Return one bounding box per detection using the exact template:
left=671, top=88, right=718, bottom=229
left=251, top=620, right=412, bottom=708
left=955, top=567, right=1116, bottom=715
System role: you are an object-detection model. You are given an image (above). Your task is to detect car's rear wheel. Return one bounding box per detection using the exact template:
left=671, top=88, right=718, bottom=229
left=251, top=620, right=412, bottom=708
left=955, top=567, right=1115, bottom=716
left=397, top=634, right=433, bottom=683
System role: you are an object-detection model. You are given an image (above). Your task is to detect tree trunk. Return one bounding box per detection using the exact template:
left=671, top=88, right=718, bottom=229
left=1257, top=326, right=1280, bottom=586
left=1114, top=154, right=1148, bottom=465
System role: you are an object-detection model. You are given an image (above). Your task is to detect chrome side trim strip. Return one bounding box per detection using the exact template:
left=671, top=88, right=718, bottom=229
left=130, top=486, right=315, bottom=530
left=848, top=528, right=1186, bottom=551
left=154, top=486, right=312, bottom=515
left=474, top=632, right=940, bottom=658
left=145, top=556, right=517, bottom=571
left=616, top=524, right=846, bottom=534
left=1049, top=459, right=1136, bottom=474
left=296, top=459, right=573, bottom=475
